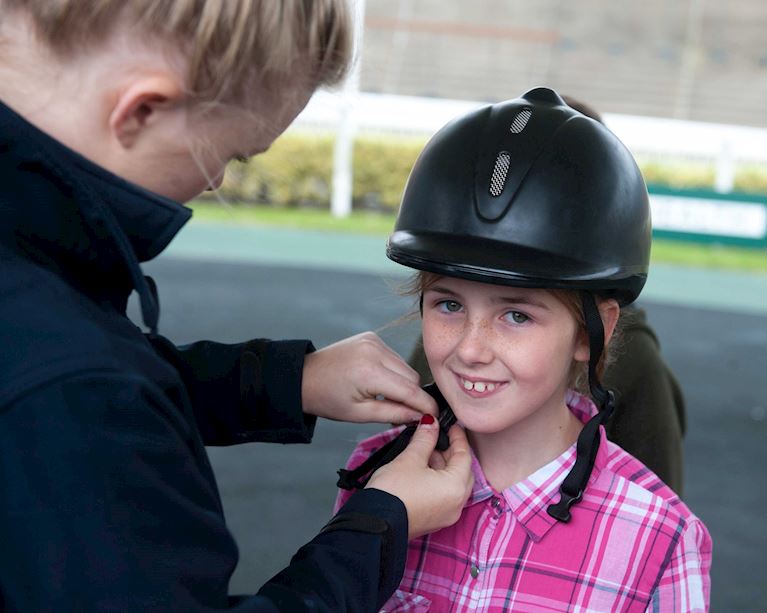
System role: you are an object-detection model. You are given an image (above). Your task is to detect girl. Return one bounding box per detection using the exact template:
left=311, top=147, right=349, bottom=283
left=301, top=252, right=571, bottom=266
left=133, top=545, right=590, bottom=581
left=0, top=2, right=473, bottom=610
left=336, top=87, right=712, bottom=612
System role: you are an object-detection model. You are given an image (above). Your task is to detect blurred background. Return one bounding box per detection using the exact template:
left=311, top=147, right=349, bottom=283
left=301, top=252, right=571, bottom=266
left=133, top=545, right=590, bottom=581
left=208, top=0, right=767, bottom=244
left=144, top=1, right=766, bottom=610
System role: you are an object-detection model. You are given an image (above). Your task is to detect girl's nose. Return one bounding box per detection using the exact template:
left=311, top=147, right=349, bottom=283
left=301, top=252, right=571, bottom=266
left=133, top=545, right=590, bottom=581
left=455, top=319, right=494, bottom=365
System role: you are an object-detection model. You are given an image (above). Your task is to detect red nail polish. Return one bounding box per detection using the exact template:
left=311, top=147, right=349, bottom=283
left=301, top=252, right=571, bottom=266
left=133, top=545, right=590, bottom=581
left=420, top=414, right=435, bottom=425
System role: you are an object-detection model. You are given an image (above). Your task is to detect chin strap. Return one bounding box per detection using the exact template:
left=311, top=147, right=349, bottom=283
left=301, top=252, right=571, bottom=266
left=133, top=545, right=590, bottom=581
left=547, top=292, right=615, bottom=523
left=336, top=383, right=456, bottom=490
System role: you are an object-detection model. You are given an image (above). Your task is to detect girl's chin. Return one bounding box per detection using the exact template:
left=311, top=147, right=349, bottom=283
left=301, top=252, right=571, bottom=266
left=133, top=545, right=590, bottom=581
left=452, top=409, right=509, bottom=435
left=463, top=422, right=510, bottom=436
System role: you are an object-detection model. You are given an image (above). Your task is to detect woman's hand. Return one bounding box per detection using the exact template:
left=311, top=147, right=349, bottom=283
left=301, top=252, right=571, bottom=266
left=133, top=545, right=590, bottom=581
left=366, top=418, right=474, bottom=539
left=302, top=332, right=438, bottom=424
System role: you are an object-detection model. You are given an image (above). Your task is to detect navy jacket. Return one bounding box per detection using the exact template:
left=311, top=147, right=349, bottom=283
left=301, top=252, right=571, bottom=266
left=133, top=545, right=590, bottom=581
left=0, top=100, right=406, bottom=612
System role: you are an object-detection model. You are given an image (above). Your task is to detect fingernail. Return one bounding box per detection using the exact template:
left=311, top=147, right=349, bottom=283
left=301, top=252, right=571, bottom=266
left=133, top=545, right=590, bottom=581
left=420, top=414, right=435, bottom=426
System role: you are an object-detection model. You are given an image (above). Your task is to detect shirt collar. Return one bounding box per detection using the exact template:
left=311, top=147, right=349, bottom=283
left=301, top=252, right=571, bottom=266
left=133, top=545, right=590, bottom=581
left=466, top=390, right=608, bottom=543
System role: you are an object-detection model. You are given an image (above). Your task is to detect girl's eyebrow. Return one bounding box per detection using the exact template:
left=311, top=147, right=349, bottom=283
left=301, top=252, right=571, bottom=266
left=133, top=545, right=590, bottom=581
left=426, top=286, right=462, bottom=297
left=426, top=285, right=550, bottom=310
left=495, top=296, right=551, bottom=311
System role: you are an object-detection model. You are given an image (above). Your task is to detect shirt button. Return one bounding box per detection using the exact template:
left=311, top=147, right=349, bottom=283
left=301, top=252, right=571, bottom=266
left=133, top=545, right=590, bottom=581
left=491, top=497, right=501, bottom=508
left=470, top=564, right=480, bottom=579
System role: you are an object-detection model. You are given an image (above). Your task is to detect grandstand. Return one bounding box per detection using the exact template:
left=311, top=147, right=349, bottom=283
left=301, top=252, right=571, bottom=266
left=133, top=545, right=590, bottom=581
left=360, top=0, right=767, bottom=128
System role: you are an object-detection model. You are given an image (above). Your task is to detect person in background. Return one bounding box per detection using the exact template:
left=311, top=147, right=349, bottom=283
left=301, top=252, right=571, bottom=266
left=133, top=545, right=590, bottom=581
left=407, top=94, right=687, bottom=495
left=0, top=2, right=473, bottom=611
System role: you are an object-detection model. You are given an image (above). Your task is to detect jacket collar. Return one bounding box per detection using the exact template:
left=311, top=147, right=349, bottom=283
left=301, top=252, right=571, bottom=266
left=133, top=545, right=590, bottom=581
left=0, top=98, right=192, bottom=332
left=466, top=391, right=608, bottom=542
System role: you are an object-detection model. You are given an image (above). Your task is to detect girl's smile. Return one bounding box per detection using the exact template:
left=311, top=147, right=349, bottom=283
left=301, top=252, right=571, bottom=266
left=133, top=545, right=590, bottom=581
left=454, top=373, right=507, bottom=397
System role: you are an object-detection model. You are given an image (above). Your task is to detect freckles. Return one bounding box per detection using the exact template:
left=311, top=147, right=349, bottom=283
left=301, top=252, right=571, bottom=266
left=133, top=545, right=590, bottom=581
left=434, top=323, right=457, bottom=356
left=480, top=319, right=505, bottom=345
left=423, top=322, right=453, bottom=355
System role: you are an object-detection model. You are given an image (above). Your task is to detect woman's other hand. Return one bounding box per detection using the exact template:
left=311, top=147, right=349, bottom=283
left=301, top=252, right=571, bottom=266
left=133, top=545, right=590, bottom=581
left=302, top=332, right=438, bottom=424
left=366, top=419, right=474, bottom=539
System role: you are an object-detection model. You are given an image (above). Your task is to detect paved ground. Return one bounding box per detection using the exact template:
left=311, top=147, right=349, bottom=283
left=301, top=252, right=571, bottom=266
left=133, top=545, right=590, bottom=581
left=132, top=221, right=767, bottom=611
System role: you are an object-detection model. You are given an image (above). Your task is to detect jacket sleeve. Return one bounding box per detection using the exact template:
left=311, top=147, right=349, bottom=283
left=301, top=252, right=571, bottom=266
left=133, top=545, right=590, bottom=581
left=0, top=372, right=407, bottom=612
left=147, top=334, right=318, bottom=446
left=257, top=489, right=408, bottom=612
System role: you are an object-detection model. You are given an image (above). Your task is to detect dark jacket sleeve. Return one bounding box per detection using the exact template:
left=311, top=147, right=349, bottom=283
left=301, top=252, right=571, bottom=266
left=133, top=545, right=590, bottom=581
left=147, top=334, right=318, bottom=446
left=257, top=489, right=408, bottom=612
left=0, top=372, right=407, bottom=612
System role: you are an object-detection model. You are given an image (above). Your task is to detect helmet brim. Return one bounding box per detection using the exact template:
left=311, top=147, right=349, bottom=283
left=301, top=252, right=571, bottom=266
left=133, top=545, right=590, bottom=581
left=387, top=231, right=646, bottom=305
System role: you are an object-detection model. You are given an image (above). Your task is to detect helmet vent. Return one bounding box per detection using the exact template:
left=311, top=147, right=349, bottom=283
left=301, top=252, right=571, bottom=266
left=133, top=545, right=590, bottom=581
left=510, top=108, right=532, bottom=133
left=489, top=151, right=511, bottom=197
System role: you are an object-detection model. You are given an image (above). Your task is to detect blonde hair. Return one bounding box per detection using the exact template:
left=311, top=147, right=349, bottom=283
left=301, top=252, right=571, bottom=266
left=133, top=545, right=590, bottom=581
left=404, top=271, right=621, bottom=395
left=0, top=0, right=351, bottom=103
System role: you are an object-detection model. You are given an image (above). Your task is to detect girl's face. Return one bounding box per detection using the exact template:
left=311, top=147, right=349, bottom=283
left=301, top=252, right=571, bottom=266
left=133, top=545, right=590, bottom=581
left=422, top=276, right=589, bottom=435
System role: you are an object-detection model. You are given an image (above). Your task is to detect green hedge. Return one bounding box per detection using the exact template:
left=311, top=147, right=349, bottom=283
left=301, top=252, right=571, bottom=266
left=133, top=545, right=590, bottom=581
left=219, top=133, right=336, bottom=206
left=734, top=163, right=767, bottom=194
left=211, top=131, right=767, bottom=210
left=216, top=132, right=425, bottom=211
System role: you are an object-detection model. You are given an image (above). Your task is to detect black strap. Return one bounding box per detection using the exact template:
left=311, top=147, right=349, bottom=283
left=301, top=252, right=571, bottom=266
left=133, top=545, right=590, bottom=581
left=547, top=292, right=616, bottom=523
left=582, top=291, right=609, bottom=409
left=336, top=383, right=456, bottom=490
left=337, top=424, right=418, bottom=489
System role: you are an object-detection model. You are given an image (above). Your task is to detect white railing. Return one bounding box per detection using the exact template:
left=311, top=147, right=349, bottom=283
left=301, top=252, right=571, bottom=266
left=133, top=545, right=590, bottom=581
left=296, top=90, right=767, bottom=196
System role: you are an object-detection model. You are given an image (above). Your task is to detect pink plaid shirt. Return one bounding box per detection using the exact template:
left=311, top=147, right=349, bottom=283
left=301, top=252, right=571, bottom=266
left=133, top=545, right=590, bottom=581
left=335, top=391, right=711, bottom=612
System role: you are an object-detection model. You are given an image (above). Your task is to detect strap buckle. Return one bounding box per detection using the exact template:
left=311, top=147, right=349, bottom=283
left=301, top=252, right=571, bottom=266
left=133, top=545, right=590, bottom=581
left=546, top=488, right=583, bottom=523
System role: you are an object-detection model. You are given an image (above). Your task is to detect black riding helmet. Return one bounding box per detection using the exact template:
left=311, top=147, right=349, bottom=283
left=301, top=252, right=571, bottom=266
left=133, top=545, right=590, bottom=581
left=387, top=87, right=652, bottom=522
left=387, top=86, right=650, bottom=305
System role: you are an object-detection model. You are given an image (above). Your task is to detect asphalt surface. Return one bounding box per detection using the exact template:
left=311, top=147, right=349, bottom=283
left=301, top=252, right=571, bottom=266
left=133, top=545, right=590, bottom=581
left=134, top=254, right=767, bottom=612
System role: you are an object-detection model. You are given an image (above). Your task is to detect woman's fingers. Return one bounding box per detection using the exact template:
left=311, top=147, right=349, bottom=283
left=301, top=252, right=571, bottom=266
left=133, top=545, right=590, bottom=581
left=301, top=332, right=437, bottom=423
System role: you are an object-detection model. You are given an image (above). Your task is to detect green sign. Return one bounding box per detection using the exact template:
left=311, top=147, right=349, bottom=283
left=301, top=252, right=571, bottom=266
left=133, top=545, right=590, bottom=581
left=648, top=185, right=767, bottom=248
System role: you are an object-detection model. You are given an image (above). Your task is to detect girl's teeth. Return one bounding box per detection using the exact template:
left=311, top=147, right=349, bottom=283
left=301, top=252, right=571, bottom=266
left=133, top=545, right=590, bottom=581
left=462, top=379, right=498, bottom=393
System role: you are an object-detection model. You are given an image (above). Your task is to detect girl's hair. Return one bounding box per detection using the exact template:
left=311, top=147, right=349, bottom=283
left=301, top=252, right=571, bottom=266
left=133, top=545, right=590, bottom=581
left=0, top=0, right=351, bottom=103
left=404, top=271, right=621, bottom=395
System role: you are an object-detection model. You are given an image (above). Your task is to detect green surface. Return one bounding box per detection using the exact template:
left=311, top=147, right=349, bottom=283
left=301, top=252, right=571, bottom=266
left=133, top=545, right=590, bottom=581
left=650, top=240, right=767, bottom=273
left=189, top=201, right=767, bottom=274
left=190, top=201, right=397, bottom=235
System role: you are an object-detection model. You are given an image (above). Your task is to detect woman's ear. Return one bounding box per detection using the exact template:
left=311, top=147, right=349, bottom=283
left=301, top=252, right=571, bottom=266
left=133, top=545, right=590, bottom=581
left=108, top=75, right=185, bottom=149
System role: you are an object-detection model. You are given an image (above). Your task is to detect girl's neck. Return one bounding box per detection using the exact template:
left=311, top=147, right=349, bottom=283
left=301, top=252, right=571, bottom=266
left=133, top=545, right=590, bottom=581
left=467, top=392, right=584, bottom=492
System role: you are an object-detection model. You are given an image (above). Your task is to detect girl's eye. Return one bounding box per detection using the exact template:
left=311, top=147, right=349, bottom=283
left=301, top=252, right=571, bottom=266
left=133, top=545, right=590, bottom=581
left=233, top=154, right=250, bottom=164
left=438, top=300, right=462, bottom=313
left=504, top=311, right=529, bottom=324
